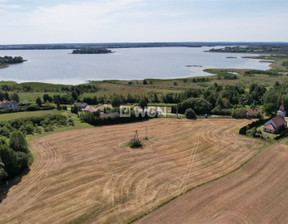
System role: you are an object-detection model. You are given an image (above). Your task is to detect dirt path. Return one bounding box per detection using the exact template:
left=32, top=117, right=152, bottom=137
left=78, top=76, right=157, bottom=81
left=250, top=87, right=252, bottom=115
left=137, top=143, right=288, bottom=224
left=0, top=119, right=259, bottom=224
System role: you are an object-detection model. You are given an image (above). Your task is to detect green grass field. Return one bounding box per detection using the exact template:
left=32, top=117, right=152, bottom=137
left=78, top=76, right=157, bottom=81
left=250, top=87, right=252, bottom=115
left=0, top=110, right=60, bottom=122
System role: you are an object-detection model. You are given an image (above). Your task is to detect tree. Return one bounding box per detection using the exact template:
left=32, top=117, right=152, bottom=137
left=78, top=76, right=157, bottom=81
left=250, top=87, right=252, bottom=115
left=185, top=108, right=197, bottom=119
left=9, top=131, right=28, bottom=153
left=0, top=160, right=7, bottom=183
left=139, top=99, right=148, bottom=109
left=4, top=92, right=9, bottom=100
left=232, top=108, right=247, bottom=119
left=0, top=91, right=5, bottom=101
left=43, top=94, right=53, bottom=103
left=10, top=92, right=20, bottom=102
left=71, top=90, right=79, bottom=101
left=36, top=97, right=42, bottom=107
left=143, top=80, right=148, bottom=85
left=111, top=95, right=122, bottom=107
left=263, top=103, right=275, bottom=117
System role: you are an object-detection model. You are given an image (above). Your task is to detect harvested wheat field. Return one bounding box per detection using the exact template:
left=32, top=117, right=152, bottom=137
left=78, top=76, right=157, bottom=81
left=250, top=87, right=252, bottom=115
left=0, top=118, right=261, bottom=224
left=137, top=143, right=288, bottom=224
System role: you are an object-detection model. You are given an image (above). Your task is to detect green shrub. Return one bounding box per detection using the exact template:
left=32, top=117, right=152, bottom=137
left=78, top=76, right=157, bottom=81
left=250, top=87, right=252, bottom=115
left=20, top=121, right=34, bottom=135
left=185, top=108, right=197, bottom=119
left=9, top=131, right=28, bottom=153
left=129, top=138, right=143, bottom=148
left=232, top=108, right=247, bottom=119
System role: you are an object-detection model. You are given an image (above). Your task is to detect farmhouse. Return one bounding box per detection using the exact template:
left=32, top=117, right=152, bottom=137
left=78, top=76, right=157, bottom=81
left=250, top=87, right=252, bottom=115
left=0, top=100, right=18, bottom=110
left=263, top=104, right=287, bottom=134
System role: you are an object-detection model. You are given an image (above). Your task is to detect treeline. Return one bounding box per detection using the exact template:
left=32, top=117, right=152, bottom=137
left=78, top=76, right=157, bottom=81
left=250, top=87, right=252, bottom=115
left=0, top=114, right=74, bottom=184
left=244, top=70, right=282, bottom=77
left=209, top=45, right=288, bottom=54
left=80, top=110, right=149, bottom=126
left=72, top=48, right=112, bottom=54
left=0, top=131, right=31, bottom=183
left=0, top=56, right=24, bottom=65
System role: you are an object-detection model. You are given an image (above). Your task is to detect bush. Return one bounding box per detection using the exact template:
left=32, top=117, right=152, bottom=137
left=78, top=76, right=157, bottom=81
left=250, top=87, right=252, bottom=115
left=20, top=121, right=34, bottom=135
left=26, top=105, right=40, bottom=111
left=139, top=99, right=148, bottom=109
left=185, top=108, right=197, bottom=119
left=9, top=131, right=28, bottom=153
left=232, top=108, right=247, bottom=119
left=129, top=138, right=142, bottom=148
left=177, top=98, right=212, bottom=114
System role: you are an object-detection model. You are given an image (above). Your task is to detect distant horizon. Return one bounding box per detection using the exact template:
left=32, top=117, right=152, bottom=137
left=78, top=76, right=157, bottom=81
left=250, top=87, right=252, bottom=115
left=1, top=41, right=288, bottom=46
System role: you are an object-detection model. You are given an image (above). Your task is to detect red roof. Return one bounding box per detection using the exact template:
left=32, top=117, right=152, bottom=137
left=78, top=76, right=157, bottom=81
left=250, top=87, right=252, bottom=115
left=247, top=109, right=263, bottom=115
left=272, top=115, right=286, bottom=127
left=264, top=124, right=275, bottom=130
left=0, top=100, right=8, bottom=105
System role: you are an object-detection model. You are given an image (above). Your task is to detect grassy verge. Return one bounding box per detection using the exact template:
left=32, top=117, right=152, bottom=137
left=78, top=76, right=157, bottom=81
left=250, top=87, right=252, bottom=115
left=0, top=110, right=60, bottom=122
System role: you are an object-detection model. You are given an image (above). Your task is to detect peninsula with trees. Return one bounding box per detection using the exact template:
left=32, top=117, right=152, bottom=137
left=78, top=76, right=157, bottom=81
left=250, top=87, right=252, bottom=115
left=0, top=56, right=24, bottom=68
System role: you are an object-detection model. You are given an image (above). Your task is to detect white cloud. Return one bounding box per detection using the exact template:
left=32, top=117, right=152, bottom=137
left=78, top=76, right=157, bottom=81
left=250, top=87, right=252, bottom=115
left=0, top=0, right=287, bottom=43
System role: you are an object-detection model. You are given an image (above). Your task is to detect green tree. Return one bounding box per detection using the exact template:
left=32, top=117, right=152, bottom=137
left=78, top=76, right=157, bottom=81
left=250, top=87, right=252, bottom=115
left=139, top=99, right=148, bottom=109
left=263, top=103, right=275, bottom=117
left=36, top=97, right=42, bottom=107
left=0, top=160, right=7, bottom=182
left=0, top=91, right=5, bottom=101
left=232, top=108, right=247, bottom=119
left=185, top=108, right=197, bottom=119
left=10, top=92, right=20, bottom=102
left=9, top=131, right=28, bottom=153
left=111, top=95, right=122, bottom=107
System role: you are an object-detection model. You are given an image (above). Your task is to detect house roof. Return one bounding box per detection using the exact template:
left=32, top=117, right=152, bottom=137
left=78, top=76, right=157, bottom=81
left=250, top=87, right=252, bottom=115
left=84, top=106, right=98, bottom=113
left=100, top=112, right=119, bottom=118
left=0, top=100, right=8, bottom=105
left=272, top=115, right=286, bottom=127
left=76, top=102, right=88, bottom=107
left=247, top=109, right=263, bottom=115
left=264, top=123, right=275, bottom=130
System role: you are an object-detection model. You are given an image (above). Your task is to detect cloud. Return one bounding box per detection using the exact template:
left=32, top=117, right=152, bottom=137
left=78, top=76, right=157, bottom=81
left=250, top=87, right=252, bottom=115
left=0, top=0, right=287, bottom=43
left=12, top=0, right=141, bottom=42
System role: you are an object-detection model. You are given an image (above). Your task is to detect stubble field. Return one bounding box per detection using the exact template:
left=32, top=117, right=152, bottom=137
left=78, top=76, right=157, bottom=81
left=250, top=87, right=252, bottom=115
left=0, top=118, right=260, bottom=223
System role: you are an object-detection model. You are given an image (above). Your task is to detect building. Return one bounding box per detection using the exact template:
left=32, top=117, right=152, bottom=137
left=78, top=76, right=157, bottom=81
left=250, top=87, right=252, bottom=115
left=75, top=102, right=88, bottom=110
left=0, top=100, right=18, bottom=110
left=247, top=109, right=263, bottom=116
left=100, top=112, right=119, bottom=118
left=263, top=103, right=287, bottom=134
left=84, top=106, right=100, bottom=113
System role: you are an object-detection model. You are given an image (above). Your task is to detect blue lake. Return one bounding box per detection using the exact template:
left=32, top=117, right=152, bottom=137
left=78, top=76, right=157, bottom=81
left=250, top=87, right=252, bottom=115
left=0, top=47, right=270, bottom=84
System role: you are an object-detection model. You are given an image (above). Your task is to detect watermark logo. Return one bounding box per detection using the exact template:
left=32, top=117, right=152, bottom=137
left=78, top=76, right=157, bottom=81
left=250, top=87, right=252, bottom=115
left=120, top=106, right=131, bottom=117
left=120, top=106, right=167, bottom=118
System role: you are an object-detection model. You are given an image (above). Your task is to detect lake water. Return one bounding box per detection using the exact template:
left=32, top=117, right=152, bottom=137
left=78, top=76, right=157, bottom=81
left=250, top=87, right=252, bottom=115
left=0, top=47, right=270, bottom=84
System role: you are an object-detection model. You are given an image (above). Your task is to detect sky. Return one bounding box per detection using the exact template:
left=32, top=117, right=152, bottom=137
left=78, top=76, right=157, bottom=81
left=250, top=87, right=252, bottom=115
left=0, top=0, right=287, bottom=44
